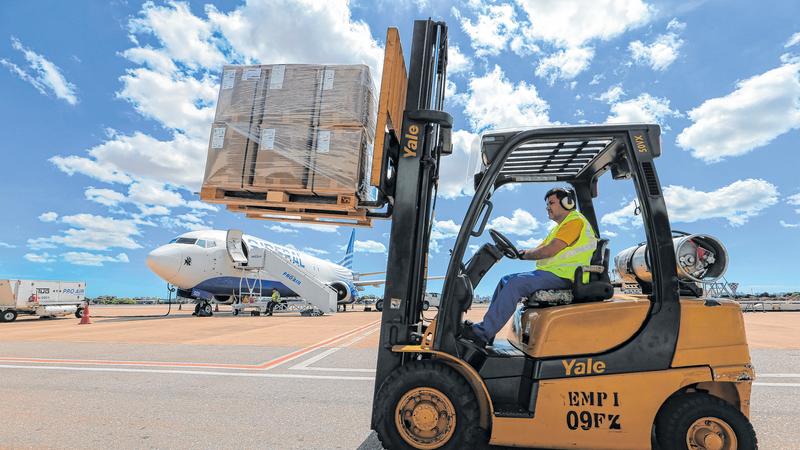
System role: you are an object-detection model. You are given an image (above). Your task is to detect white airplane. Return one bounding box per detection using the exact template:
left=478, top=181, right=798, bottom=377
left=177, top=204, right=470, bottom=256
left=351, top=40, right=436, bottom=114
left=146, top=228, right=384, bottom=315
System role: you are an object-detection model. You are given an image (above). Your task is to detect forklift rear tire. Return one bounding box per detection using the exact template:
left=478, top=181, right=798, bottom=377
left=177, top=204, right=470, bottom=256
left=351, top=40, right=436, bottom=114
left=376, top=300, right=383, bottom=312
left=655, top=392, right=757, bottom=450
left=374, top=360, right=485, bottom=449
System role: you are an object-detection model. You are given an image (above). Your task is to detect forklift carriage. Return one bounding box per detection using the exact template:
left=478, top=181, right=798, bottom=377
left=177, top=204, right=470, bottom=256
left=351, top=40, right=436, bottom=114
left=369, top=20, right=756, bottom=450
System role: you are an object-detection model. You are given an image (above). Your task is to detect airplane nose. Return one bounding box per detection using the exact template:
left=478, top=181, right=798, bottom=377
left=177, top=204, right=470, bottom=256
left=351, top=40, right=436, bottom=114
left=146, top=246, right=180, bottom=281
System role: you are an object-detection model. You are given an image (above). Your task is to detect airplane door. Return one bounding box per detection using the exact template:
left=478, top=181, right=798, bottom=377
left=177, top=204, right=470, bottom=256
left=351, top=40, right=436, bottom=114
left=226, top=229, right=248, bottom=265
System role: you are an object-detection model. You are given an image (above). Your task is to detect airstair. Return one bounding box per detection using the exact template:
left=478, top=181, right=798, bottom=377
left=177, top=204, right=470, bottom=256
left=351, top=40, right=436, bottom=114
left=225, top=229, right=338, bottom=314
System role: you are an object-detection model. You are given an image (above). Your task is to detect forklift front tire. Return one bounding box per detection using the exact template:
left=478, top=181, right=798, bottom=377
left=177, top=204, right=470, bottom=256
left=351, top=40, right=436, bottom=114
left=374, top=360, right=485, bottom=450
left=655, top=392, right=757, bottom=450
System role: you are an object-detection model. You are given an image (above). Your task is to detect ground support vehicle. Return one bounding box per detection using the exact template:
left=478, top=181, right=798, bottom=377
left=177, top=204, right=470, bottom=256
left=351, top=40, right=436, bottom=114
left=364, top=20, right=756, bottom=450
left=0, top=279, right=86, bottom=322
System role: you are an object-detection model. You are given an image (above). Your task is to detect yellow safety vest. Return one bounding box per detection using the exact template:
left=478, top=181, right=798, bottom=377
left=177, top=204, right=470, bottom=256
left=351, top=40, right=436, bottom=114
left=536, top=210, right=598, bottom=282
left=272, top=291, right=281, bottom=302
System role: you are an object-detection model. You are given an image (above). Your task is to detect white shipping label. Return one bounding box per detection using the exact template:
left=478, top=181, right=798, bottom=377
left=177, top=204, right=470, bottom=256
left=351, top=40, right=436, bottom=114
left=222, top=70, right=236, bottom=89
left=211, top=127, right=226, bottom=149
left=270, top=65, right=285, bottom=89
left=260, top=128, right=276, bottom=150
left=316, top=130, right=331, bottom=153
left=242, top=67, right=262, bottom=81
left=322, top=69, right=335, bottom=90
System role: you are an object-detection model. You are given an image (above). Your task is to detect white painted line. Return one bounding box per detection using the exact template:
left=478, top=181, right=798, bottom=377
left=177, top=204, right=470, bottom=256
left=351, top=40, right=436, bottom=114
left=756, top=373, right=800, bottom=378
left=0, top=364, right=374, bottom=381
left=753, top=382, right=800, bottom=387
left=289, top=324, right=379, bottom=372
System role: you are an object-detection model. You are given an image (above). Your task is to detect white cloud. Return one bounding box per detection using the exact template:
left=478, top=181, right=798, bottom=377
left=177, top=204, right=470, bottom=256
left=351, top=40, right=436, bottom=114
left=488, top=209, right=539, bottom=236
left=788, top=193, right=800, bottom=205
left=780, top=220, right=800, bottom=228
left=603, top=230, right=618, bottom=237
left=269, top=225, right=298, bottom=234
left=462, top=65, right=551, bottom=131
left=158, top=213, right=207, bottom=231
left=127, top=180, right=185, bottom=208
left=455, top=3, right=520, bottom=57
left=516, top=237, right=543, bottom=248
left=785, top=32, right=800, bottom=48
left=535, top=46, right=594, bottom=84
left=207, top=0, right=383, bottom=77
left=431, top=220, right=461, bottom=240
left=28, top=213, right=142, bottom=251
left=513, top=0, right=654, bottom=81
left=448, top=45, right=473, bottom=74
left=0, top=242, right=17, bottom=249
left=39, top=212, right=59, bottom=222
left=85, top=188, right=126, bottom=207
left=49, top=155, right=133, bottom=185
left=602, top=179, right=779, bottom=227
left=598, top=84, right=625, bottom=103
left=439, top=130, right=481, bottom=199
left=120, top=47, right=178, bottom=74
left=25, top=252, right=56, bottom=264
left=629, top=19, right=685, bottom=71
left=129, top=1, right=225, bottom=69
left=354, top=240, right=386, bottom=253
left=589, top=74, right=604, bottom=85
left=62, top=252, right=130, bottom=267
left=607, top=93, right=681, bottom=127
left=0, top=37, right=78, bottom=104
left=677, top=62, right=800, bottom=162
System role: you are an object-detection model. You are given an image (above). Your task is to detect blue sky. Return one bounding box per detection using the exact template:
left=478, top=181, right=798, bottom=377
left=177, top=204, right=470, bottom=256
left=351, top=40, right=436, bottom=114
left=1, top=0, right=799, bottom=297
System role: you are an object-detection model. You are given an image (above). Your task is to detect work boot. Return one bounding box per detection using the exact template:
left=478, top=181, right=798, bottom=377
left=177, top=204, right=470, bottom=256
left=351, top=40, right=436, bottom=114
left=459, top=323, right=488, bottom=348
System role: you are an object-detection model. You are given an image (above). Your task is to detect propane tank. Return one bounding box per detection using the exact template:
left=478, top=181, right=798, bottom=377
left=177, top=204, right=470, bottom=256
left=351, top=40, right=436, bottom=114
left=614, top=234, right=728, bottom=285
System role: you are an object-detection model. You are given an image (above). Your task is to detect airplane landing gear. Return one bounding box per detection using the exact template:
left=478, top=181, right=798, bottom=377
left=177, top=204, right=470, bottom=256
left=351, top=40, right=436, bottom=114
left=193, top=301, right=213, bottom=317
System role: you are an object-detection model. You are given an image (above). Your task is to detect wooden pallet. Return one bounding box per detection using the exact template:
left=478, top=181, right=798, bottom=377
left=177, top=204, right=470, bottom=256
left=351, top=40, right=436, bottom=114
left=201, top=186, right=359, bottom=211
left=228, top=204, right=372, bottom=227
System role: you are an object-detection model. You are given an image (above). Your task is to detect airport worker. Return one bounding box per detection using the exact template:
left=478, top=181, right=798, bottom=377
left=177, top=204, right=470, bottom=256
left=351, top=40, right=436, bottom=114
left=461, top=188, right=598, bottom=347
left=267, top=288, right=281, bottom=316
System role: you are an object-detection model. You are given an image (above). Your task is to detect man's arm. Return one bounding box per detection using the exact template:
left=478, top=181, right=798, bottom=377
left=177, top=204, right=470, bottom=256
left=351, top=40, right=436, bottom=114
left=519, top=239, right=567, bottom=260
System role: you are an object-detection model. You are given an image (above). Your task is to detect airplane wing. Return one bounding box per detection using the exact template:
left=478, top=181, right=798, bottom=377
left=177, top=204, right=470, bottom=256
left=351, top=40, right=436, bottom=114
left=354, top=275, right=445, bottom=288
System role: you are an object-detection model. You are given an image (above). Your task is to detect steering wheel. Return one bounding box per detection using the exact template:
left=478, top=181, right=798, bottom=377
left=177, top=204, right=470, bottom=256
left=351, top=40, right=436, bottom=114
left=489, top=229, right=520, bottom=259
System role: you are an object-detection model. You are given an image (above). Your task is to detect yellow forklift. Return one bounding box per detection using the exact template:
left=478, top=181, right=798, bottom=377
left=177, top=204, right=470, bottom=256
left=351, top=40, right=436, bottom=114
left=366, top=20, right=756, bottom=449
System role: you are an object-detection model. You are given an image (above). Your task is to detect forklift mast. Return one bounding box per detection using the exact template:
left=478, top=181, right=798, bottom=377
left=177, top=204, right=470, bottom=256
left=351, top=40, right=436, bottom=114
left=372, top=20, right=451, bottom=397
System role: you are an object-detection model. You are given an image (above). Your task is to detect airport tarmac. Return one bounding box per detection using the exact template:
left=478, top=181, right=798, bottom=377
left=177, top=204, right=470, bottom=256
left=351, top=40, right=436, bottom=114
left=0, top=305, right=798, bottom=449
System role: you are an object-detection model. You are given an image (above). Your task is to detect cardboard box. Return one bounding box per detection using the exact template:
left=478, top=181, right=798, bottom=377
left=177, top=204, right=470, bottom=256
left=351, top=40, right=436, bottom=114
left=214, top=65, right=269, bottom=124
left=317, top=65, right=376, bottom=130
left=261, top=64, right=320, bottom=124
left=249, top=123, right=312, bottom=191
left=202, top=122, right=256, bottom=190
left=310, top=127, right=371, bottom=193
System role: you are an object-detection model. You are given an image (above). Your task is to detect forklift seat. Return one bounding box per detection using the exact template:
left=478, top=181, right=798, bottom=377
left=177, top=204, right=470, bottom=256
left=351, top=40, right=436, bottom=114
left=526, top=239, right=614, bottom=307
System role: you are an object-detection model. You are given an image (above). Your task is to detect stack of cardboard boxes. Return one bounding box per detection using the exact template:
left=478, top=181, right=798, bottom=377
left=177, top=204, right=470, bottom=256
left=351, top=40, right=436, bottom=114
left=202, top=64, right=376, bottom=199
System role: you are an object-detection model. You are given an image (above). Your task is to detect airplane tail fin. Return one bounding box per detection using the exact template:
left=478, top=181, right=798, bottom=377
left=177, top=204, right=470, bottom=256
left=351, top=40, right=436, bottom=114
left=337, top=229, right=355, bottom=270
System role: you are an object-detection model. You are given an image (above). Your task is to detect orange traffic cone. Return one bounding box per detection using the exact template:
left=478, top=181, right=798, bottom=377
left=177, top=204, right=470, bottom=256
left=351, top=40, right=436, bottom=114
left=78, top=301, right=92, bottom=325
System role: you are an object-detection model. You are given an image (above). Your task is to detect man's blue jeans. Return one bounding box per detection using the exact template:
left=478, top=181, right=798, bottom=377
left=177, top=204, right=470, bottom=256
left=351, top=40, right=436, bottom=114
left=472, top=270, right=570, bottom=342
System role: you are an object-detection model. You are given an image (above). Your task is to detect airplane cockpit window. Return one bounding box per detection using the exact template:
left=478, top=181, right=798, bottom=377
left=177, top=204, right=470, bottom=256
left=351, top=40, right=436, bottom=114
left=175, top=238, right=198, bottom=245
left=196, top=239, right=206, bottom=248
left=169, top=238, right=178, bottom=244
left=206, top=240, right=217, bottom=248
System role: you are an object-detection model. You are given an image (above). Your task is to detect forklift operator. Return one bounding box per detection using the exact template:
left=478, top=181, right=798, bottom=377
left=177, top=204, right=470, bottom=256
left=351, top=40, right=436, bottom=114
left=462, top=188, right=598, bottom=347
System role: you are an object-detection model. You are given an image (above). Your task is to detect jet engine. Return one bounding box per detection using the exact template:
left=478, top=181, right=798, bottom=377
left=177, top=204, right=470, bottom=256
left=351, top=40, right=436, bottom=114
left=615, top=233, right=728, bottom=294
left=329, top=281, right=352, bottom=304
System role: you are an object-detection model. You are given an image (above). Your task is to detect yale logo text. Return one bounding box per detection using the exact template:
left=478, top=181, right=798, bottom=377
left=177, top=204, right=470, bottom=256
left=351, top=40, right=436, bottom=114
left=402, top=124, right=420, bottom=158
left=562, top=358, right=606, bottom=376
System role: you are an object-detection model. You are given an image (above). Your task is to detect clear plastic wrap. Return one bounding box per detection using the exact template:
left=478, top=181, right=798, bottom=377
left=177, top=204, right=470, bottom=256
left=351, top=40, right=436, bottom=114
left=202, top=64, right=377, bottom=200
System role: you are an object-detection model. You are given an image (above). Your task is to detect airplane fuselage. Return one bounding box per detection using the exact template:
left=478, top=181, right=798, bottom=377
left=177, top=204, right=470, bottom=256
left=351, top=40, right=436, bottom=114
left=146, top=230, right=357, bottom=304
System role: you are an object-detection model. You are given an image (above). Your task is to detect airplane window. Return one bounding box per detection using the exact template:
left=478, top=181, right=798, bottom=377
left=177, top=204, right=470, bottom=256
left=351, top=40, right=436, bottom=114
left=196, top=240, right=206, bottom=248
left=206, top=240, right=216, bottom=248
left=169, top=238, right=178, bottom=244
left=175, top=238, right=198, bottom=245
